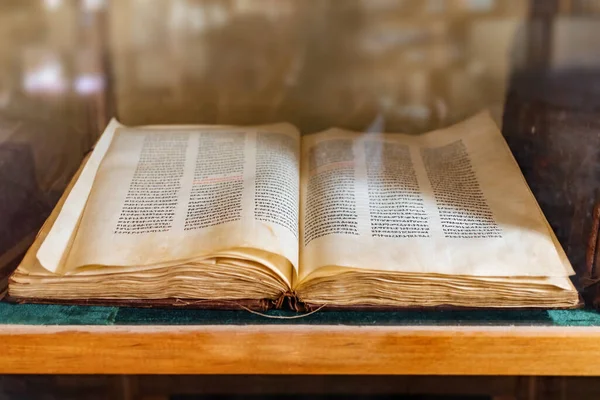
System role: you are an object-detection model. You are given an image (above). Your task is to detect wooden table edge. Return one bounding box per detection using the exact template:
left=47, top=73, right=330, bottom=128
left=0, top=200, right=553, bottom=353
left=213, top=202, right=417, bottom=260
left=3, top=324, right=600, bottom=375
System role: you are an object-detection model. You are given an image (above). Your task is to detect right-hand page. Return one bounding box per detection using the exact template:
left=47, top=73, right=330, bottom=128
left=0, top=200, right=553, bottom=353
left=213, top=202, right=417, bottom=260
left=298, top=111, right=574, bottom=283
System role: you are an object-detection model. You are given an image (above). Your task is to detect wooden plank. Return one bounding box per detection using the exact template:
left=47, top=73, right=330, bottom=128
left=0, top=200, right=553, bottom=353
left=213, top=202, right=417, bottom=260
left=3, top=325, right=600, bottom=375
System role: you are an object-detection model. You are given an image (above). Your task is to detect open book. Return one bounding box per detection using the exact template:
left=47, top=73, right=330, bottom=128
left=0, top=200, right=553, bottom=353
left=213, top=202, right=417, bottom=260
left=8, top=112, right=580, bottom=310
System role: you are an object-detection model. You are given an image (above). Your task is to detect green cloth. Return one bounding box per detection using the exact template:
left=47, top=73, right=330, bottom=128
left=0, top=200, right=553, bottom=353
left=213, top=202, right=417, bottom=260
left=1, top=301, right=600, bottom=326
left=0, top=303, right=118, bottom=325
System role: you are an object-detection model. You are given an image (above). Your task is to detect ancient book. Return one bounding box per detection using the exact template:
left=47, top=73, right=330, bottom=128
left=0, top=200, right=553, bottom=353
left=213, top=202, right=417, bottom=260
left=7, top=111, right=580, bottom=310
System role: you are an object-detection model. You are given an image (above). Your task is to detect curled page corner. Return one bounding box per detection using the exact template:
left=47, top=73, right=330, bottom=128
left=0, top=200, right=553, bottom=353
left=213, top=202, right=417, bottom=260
left=36, top=118, right=123, bottom=273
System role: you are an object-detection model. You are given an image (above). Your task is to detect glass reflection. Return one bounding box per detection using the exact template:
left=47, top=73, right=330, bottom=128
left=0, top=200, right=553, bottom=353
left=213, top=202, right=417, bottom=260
left=0, top=0, right=599, bottom=296
left=43, top=0, right=63, bottom=12
left=22, top=49, right=66, bottom=95
left=106, top=0, right=529, bottom=132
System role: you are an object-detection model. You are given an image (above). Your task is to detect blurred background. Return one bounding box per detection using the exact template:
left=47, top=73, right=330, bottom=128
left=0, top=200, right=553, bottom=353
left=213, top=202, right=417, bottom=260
left=0, top=0, right=543, bottom=132
left=0, top=1, right=599, bottom=398
left=1, top=0, right=599, bottom=130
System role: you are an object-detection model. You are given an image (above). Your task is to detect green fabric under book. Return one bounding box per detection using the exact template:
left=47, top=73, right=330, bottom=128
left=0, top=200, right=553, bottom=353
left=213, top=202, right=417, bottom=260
left=1, top=301, right=600, bottom=326
left=0, top=302, right=119, bottom=325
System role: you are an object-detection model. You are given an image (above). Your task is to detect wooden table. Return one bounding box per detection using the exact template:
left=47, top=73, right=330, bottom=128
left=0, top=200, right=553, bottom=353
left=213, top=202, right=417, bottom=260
left=2, top=324, right=600, bottom=375
left=3, top=304, right=600, bottom=376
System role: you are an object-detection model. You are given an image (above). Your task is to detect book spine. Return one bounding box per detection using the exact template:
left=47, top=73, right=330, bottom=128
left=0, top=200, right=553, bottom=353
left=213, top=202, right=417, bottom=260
left=273, top=291, right=303, bottom=311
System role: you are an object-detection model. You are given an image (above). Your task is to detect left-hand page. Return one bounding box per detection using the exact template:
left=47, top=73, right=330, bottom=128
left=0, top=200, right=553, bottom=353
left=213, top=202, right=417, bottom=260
left=50, top=123, right=300, bottom=286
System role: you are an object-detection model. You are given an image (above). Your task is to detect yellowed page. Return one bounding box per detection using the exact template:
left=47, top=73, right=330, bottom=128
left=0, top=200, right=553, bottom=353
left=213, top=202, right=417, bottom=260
left=36, top=119, right=122, bottom=272
left=35, top=119, right=223, bottom=274
left=298, top=111, right=575, bottom=282
left=64, top=123, right=300, bottom=285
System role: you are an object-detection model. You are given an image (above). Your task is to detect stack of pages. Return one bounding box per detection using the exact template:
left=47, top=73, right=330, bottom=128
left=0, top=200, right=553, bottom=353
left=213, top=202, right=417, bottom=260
left=8, top=112, right=580, bottom=309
